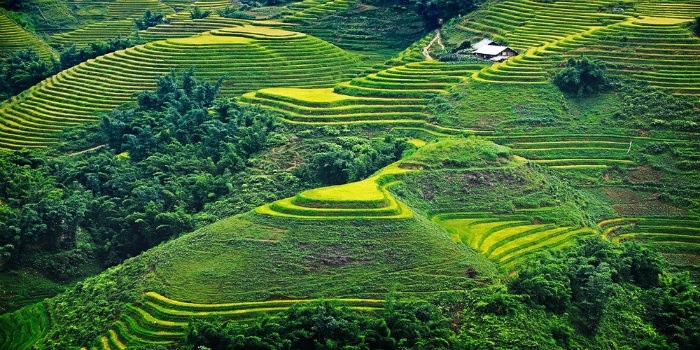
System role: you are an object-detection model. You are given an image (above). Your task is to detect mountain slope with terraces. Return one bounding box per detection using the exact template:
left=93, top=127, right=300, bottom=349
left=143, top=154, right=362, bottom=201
left=0, top=0, right=699, bottom=349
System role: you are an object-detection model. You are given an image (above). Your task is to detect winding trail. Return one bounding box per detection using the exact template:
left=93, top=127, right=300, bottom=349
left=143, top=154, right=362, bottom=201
left=422, top=29, right=445, bottom=60
left=67, top=144, right=105, bottom=157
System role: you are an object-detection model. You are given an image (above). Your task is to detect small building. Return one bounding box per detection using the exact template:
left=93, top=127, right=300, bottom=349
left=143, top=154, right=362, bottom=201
left=473, top=44, right=518, bottom=62
left=471, top=38, right=497, bottom=51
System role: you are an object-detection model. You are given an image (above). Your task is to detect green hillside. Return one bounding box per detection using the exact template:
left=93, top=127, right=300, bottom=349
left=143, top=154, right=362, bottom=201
left=0, top=0, right=699, bottom=348
left=0, top=25, right=360, bottom=149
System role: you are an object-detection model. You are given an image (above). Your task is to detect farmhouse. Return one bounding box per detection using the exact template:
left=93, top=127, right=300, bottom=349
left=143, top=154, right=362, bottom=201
left=470, top=38, right=518, bottom=62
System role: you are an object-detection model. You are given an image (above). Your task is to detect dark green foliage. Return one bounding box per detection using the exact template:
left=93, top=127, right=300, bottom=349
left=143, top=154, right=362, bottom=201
left=611, top=83, right=699, bottom=132
left=0, top=70, right=291, bottom=271
left=134, top=9, right=165, bottom=30
left=182, top=299, right=454, bottom=350
left=645, top=273, right=700, bottom=349
left=693, top=16, right=700, bottom=37
left=304, top=136, right=409, bottom=185
left=508, top=237, right=698, bottom=347
left=217, top=6, right=255, bottom=19
left=411, top=0, right=480, bottom=29
left=0, top=49, right=57, bottom=100
left=1, top=0, right=22, bottom=10
left=553, top=56, right=610, bottom=96
left=0, top=151, right=88, bottom=272
left=189, top=6, right=211, bottom=20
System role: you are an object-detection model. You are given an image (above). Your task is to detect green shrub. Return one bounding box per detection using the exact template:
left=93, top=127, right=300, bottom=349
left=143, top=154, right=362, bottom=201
left=189, top=6, right=211, bottom=20
left=553, top=56, right=610, bottom=96
left=217, top=6, right=255, bottom=19
left=134, top=10, right=166, bottom=30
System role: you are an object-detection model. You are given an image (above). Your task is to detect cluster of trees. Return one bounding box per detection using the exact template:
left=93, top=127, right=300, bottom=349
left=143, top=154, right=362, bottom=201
left=0, top=70, right=278, bottom=274
left=303, top=136, right=409, bottom=185
left=553, top=56, right=610, bottom=96
left=134, top=9, right=166, bottom=30
left=0, top=49, right=55, bottom=99
left=190, top=6, right=211, bottom=20
left=377, top=0, right=481, bottom=29
left=509, top=238, right=699, bottom=348
left=693, top=16, right=700, bottom=37
left=182, top=299, right=454, bottom=350
left=1, top=0, right=23, bottom=10
left=217, top=6, right=255, bottom=19
left=177, top=238, right=699, bottom=350
left=1, top=37, right=141, bottom=100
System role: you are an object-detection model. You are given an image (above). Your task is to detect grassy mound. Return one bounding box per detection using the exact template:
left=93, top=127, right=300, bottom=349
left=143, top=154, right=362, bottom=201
left=0, top=25, right=360, bottom=149
left=257, top=161, right=413, bottom=219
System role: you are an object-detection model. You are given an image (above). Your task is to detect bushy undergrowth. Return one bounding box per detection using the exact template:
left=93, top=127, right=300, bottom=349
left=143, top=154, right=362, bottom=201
left=610, top=82, right=699, bottom=132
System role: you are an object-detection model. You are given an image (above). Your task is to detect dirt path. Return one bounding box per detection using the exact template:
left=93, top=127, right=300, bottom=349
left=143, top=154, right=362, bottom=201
left=422, top=29, right=445, bottom=61
left=67, top=144, right=105, bottom=157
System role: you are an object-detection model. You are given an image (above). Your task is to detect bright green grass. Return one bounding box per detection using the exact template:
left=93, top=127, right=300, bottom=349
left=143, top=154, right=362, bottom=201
left=257, top=162, right=413, bottom=219
left=0, top=302, right=50, bottom=350
left=434, top=214, right=595, bottom=269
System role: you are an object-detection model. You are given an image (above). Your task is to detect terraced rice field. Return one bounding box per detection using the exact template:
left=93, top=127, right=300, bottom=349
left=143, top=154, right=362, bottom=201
left=0, top=10, right=55, bottom=59
left=241, top=61, right=485, bottom=125
left=0, top=303, right=50, bottom=350
left=284, top=0, right=358, bottom=23
left=137, top=14, right=255, bottom=41
left=52, top=0, right=242, bottom=46
left=50, top=19, right=137, bottom=47
left=0, top=26, right=360, bottom=149
left=547, top=18, right=700, bottom=95
left=490, top=134, right=639, bottom=169
left=636, top=0, right=700, bottom=19
left=257, top=162, right=413, bottom=219
left=458, top=0, right=632, bottom=52
left=435, top=213, right=594, bottom=269
left=600, top=217, right=700, bottom=278
left=467, top=15, right=700, bottom=94
left=91, top=292, right=383, bottom=349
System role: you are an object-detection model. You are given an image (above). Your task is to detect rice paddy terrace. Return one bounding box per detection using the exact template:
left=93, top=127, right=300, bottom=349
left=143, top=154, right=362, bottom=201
left=0, top=10, right=54, bottom=59
left=434, top=213, right=595, bottom=270
left=600, top=217, right=700, bottom=281
left=241, top=61, right=487, bottom=126
left=0, top=25, right=361, bottom=149
left=1, top=0, right=700, bottom=348
left=92, top=292, right=384, bottom=349
left=458, top=0, right=700, bottom=95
